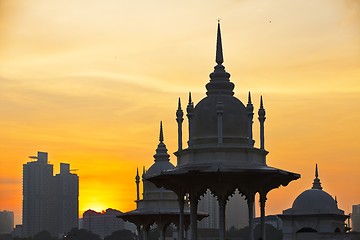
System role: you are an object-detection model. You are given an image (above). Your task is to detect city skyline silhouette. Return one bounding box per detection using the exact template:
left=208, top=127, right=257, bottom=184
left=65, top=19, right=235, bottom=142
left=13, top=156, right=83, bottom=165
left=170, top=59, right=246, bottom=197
left=0, top=0, right=359, bottom=229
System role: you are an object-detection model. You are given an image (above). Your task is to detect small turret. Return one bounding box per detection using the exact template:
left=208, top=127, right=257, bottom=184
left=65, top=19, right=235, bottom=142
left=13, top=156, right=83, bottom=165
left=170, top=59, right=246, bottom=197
left=246, top=92, right=254, bottom=142
left=135, top=168, right=140, bottom=202
left=258, top=96, right=266, bottom=150
left=176, top=98, right=184, bottom=151
left=186, top=92, right=194, bottom=147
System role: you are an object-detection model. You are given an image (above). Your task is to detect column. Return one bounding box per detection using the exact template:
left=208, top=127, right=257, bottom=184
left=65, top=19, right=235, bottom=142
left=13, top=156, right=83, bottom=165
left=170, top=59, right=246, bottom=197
left=136, top=225, right=141, bottom=240
left=218, top=196, right=226, bottom=240
left=159, top=224, right=167, bottom=240
left=247, top=193, right=255, bottom=240
left=260, top=193, right=267, bottom=240
left=190, top=194, right=198, bottom=240
left=178, top=193, right=185, bottom=240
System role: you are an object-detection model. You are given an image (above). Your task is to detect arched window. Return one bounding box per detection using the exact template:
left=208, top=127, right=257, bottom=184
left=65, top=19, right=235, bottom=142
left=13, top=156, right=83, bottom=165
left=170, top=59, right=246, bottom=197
left=296, top=227, right=317, bottom=233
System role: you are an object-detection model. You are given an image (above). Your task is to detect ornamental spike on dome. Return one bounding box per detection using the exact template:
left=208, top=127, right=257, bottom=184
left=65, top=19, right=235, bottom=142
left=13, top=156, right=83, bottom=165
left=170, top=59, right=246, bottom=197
left=159, top=121, right=164, bottom=142
left=312, top=164, right=323, bottom=190
left=153, top=121, right=170, bottom=162
left=206, top=21, right=235, bottom=96
left=248, top=91, right=252, bottom=104
left=216, top=19, right=224, bottom=65
left=178, top=97, right=182, bottom=110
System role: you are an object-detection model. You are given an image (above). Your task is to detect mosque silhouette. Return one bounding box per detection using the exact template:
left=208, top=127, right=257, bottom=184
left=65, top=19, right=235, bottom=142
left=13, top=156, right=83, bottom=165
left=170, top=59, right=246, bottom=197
left=119, top=22, right=356, bottom=240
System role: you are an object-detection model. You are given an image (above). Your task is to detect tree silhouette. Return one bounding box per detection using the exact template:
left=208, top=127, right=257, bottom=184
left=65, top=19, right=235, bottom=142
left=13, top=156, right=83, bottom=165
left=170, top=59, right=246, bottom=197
left=64, top=228, right=101, bottom=240
left=33, top=230, right=57, bottom=240
left=104, top=230, right=136, bottom=240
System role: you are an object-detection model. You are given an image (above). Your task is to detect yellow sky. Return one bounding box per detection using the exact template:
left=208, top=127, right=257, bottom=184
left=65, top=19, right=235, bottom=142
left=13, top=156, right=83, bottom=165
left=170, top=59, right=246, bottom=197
left=0, top=0, right=359, bottom=225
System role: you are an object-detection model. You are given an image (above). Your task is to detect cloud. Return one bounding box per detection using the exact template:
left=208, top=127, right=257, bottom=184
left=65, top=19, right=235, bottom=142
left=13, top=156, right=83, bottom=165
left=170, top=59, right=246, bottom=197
left=0, top=178, right=21, bottom=185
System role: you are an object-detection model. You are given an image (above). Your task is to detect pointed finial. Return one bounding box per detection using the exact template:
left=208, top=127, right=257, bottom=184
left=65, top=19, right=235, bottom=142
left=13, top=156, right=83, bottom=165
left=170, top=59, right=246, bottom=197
left=136, top=167, right=139, bottom=177
left=248, top=92, right=252, bottom=104
left=178, top=98, right=182, bottom=110
left=188, top=92, right=192, bottom=105
left=260, top=95, right=264, bottom=108
left=335, top=195, right=338, bottom=205
left=216, top=20, right=224, bottom=65
left=159, top=121, right=164, bottom=142
left=154, top=121, right=170, bottom=162
left=142, top=166, right=145, bottom=176
left=312, top=164, right=323, bottom=190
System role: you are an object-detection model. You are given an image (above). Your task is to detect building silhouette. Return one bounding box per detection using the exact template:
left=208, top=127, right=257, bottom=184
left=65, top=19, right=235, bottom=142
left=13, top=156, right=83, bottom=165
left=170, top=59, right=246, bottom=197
left=55, top=163, right=79, bottom=236
left=147, top=22, right=300, bottom=240
left=279, top=165, right=359, bottom=240
left=82, top=208, right=135, bottom=239
left=0, top=210, right=14, bottom=235
left=198, top=190, right=249, bottom=230
left=198, top=190, right=219, bottom=229
left=352, top=204, right=360, bottom=232
left=118, top=122, right=206, bottom=240
left=22, top=151, right=78, bottom=237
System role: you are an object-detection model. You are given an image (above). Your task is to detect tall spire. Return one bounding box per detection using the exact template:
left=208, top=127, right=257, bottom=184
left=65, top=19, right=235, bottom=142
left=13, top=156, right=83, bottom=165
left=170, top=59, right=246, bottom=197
left=206, top=21, right=234, bottom=96
left=159, top=121, right=164, bottom=142
left=154, top=121, right=170, bottom=162
left=312, top=164, right=323, bottom=190
left=216, top=20, right=224, bottom=65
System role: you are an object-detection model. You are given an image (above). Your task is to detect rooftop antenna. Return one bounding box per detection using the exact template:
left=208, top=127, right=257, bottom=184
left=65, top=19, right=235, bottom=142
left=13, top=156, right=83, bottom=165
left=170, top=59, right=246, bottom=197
left=28, top=156, right=38, bottom=161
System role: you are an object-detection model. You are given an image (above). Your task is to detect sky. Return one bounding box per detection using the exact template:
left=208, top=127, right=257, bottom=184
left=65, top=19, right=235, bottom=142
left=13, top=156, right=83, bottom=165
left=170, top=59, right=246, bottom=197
left=0, top=0, right=359, bottom=225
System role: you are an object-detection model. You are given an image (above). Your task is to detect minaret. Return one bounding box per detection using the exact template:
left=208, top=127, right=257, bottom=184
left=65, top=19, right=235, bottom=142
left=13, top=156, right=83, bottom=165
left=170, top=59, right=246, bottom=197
left=142, top=166, right=146, bottom=195
left=135, top=168, right=140, bottom=202
left=312, top=164, right=323, bottom=190
left=258, top=96, right=266, bottom=150
left=176, top=98, right=184, bottom=151
left=153, top=121, right=170, bottom=162
left=186, top=93, right=194, bottom=147
left=246, top=92, right=254, bottom=142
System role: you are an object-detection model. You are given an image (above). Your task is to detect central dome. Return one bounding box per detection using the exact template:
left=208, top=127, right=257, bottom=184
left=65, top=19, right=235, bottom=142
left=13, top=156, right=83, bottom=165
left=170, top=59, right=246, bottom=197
left=192, top=95, right=248, bottom=142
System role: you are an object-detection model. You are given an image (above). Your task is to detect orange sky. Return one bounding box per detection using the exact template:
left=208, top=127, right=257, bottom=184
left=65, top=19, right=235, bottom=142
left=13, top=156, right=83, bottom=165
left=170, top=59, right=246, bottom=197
left=0, top=0, right=359, bottom=225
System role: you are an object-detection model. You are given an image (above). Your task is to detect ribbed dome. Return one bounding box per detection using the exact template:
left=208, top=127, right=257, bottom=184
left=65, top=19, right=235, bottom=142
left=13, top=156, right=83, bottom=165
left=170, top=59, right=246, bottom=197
left=192, top=95, right=248, bottom=142
left=292, top=189, right=338, bottom=213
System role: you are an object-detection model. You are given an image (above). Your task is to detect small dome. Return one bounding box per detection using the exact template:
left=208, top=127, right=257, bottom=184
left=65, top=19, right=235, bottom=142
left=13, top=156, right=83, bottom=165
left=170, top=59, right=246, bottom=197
left=145, top=121, right=174, bottom=176
left=146, top=161, right=174, bottom=176
left=285, top=164, right=344, bottom=215
left=192, top=95, right=248, bottom=143
left=292, top=189, right=338, bottom=214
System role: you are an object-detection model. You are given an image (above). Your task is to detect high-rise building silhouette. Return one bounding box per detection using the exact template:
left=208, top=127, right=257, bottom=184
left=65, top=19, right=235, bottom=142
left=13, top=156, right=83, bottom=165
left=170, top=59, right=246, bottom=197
left=82, top=208, right=135, bottom=239
left=22, top=152, right=78, bottom=237
left=352, top=204, right=360, bottom=232
left=198, top=190, right=249, bottom=230
left=0, top=210, right=14, bottom=234
left=55, top=163, right=79, bottom=236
